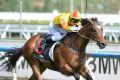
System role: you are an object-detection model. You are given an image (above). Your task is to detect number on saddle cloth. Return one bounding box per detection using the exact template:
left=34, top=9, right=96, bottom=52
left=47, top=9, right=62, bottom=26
left=34, top=37, right=44, bottom=55
left=35, top=34, right=54, bottom=55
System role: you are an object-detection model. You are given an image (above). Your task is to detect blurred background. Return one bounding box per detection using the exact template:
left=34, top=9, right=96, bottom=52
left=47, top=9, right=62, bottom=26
left=0, top=0, right=120, bottom=41
left=0, top=0, right=120, bottom=13
left=0, top=0, right=120, bottom=80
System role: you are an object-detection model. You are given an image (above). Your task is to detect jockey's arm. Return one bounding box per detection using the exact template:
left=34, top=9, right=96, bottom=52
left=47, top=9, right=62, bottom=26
left=61, top=22, right=81, bottom=31
left=60, top=19, right=81, bottom=31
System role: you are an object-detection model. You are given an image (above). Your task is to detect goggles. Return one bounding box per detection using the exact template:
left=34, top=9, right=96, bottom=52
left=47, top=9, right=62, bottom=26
left=71, top=18, right=80, bottom=23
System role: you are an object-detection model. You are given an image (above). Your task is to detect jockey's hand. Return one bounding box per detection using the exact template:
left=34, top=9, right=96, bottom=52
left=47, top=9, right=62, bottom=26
left=68, top=26, right=80, bottom=32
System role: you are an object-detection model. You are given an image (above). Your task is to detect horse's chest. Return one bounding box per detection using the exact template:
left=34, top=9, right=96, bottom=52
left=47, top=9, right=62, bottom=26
left=69, top=54, right=86, bottom=70
left=71, top=59, right=81, bottom=69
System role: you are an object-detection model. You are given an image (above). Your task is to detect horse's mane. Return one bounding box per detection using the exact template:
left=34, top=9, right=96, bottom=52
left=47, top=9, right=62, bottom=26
left=81, top=18, right=99, bottom=26
left=61, top=32, right=78, bottom=42
left=81, top=18, right=89, bottom=26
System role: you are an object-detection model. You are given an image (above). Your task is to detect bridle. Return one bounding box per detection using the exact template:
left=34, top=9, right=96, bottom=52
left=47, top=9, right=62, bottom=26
left=76, top=19, right=101, bottom=43
left=77, top=29, right=98, bottom=44
left=61, top=18, right=105, bottom=51
left=62, top=18, right=105, bottom=49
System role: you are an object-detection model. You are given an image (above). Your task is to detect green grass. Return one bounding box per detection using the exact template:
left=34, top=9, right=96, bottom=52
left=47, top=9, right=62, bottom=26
left=0, top=19, right=120, bottom=26
left=0, top=20, right=49, bottom=25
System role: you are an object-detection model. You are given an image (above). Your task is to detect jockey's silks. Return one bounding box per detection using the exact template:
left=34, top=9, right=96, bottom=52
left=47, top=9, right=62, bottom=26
left=53, top=13, right=80, bottom=31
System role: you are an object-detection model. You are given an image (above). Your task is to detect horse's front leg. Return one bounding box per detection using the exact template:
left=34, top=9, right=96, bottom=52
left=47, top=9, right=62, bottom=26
left=78, top=64, right=94, bottom=80
left=29, top=74, right=36, bottom=80
left=73, top=72, right=80, bottom=80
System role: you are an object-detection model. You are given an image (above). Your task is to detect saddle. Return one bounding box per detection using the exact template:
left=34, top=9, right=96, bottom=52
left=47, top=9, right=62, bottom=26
left=34, top=35, right=55, bottom=61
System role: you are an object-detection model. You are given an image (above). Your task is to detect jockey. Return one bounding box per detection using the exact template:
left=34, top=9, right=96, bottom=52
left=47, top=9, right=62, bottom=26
left=41, top=10, right=82, bottom=50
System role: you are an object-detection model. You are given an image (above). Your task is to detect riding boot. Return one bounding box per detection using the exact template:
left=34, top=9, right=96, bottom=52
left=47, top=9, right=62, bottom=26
left=45, top=36, right=53, bottom=44
left=41, top=36, right=53, bottom=50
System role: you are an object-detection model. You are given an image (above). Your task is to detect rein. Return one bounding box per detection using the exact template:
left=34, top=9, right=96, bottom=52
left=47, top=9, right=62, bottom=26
left=77, top=32, right=91, bottom=40
left=62, top=18, right=101, bottom=48
left=61, top=30, right=95, bottom=50
left=76, top=30, right=98, bottom=44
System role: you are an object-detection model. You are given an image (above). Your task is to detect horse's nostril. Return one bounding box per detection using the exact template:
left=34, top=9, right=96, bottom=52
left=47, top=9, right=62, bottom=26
left=96, top=41, right=106, bottom=49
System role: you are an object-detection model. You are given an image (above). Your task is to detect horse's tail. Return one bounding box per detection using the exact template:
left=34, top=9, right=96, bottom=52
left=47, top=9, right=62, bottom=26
left=0, top=47, right=23, bottom=71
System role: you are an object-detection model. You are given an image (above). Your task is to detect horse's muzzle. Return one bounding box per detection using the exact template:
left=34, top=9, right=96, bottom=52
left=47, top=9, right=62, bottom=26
left=96, top=41, right=106, bottom=49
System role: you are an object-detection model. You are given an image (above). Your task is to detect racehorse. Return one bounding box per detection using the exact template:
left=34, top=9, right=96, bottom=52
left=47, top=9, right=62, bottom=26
left=0, top=18, right=106, bottom=80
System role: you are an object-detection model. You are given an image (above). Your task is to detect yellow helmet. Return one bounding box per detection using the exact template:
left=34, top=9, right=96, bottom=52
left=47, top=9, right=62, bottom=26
left=70, top=10, right=81, bottom=20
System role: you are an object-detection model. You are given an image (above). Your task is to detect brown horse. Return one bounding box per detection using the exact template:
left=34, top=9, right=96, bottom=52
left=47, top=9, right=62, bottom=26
left=0, top=18, right=106, bottom=80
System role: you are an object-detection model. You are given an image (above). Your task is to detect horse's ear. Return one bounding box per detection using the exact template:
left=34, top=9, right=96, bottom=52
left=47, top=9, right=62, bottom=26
left=91, top=17, right=95, bottom=21
left=80, top=18, right=89, bottom=26
left=88, top=18, right=92, bottom=23
left=95, top=17, right=97, bottom=20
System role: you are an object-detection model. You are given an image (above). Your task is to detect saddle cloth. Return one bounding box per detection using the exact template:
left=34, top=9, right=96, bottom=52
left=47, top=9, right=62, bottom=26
left=34, top=41, right=60, bottom=61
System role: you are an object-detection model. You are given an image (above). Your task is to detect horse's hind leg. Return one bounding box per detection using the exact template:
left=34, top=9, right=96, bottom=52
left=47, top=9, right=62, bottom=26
left=23, top=34, right=42, bottom=80
left=23, top=50, right=42, bottom=80
left=24, top=55, right=42, bottom=80
left=28, top=62, right=47, bottom=80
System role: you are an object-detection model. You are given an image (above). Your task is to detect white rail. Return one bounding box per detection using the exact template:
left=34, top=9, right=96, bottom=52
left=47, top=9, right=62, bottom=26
left=0, top=12, right=120, bottom=25
left=0, top=24, right=120, bottom=42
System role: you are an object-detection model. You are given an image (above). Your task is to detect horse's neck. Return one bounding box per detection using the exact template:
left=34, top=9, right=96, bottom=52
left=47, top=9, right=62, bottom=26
left=63, top=32, right=89, bottom=53
left=77, top=36, right=89, bottom=52
left=77, top=22, right=91, bottom=52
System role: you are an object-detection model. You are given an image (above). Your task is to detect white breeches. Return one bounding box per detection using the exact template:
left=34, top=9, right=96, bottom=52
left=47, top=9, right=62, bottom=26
left=49, top=21, right=67, bottom=41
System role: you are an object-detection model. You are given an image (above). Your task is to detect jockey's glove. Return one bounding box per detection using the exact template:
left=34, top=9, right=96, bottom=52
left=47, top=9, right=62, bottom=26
left=68, top=26, right=81, bottom=31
